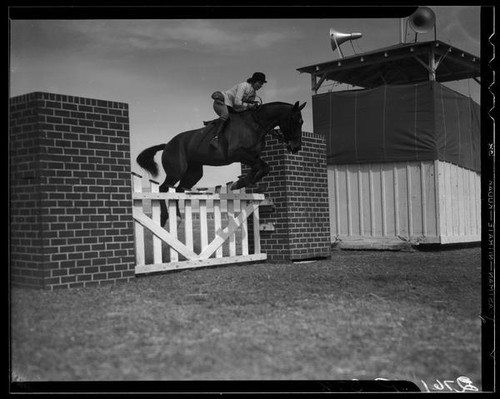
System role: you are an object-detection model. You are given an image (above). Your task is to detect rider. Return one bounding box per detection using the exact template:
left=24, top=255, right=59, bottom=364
left=210, top=72, right=267, bottom=148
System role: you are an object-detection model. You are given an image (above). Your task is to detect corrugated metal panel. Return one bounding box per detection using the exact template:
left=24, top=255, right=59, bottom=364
left=435, top=160, right=481, bottom=243
left=328, top=160, right=480, bottom=245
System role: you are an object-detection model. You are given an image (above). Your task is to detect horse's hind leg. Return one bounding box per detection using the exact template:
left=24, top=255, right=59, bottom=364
left=159, top=176, right=180, bottom=227
left=166, top=164, right=203, bottom=224
left=178, top=164, right=203, bottom=191
left=159, top=146, right=189, bottom=226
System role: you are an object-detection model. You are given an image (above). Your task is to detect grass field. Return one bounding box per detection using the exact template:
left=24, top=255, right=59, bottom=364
left=10, top=247, right=482, bottom=391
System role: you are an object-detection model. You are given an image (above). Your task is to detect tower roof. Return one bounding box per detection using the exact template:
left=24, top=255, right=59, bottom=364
left=297, top=40, right=480, bottom=90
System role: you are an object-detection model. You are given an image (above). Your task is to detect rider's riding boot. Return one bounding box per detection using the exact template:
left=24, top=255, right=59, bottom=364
left=210, top=118, right=228, bottom=148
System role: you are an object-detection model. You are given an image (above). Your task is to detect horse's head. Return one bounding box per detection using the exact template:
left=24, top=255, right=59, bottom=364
left=281, top=101, right=306, bottom=154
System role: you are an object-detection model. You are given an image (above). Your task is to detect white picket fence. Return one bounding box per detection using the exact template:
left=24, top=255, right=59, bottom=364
left=132, top=172, right=268, bottom=274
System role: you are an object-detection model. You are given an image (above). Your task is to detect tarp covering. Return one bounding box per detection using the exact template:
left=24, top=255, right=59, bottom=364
left=313, top=81, right=481, bottom=171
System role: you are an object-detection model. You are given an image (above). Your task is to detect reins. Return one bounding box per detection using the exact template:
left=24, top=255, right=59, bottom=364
left=251, top=102, right=289, bottom=143
left=270, top=129, right=285, bottom=142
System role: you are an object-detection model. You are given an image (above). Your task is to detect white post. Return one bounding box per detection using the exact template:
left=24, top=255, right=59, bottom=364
left=132, top=172, right=145, bottom=266
left=400, top=18, right=406, bottom=43
left=184, top=198, right=193, bottom=252
left=226, top=184, right=237, bottom=256
left=252, top=204, right=261, bottom=254
left=241, top=199, right=249, bottom=256
left=168, top=187, right=178, bottom=262
left=214, top=186, right=223, bottom=258
left=199, top=199, right=208, bottom=253
left=150, top=180, right=163, bottom=265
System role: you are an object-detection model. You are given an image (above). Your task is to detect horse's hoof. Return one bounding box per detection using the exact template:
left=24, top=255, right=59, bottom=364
left=230, top=181, right=244, bottom=190
left=254, top=184, right=266, bottom=193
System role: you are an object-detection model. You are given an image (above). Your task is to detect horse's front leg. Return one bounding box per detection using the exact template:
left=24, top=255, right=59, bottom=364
left=232, top=168, right=257, bottom=190
left=249, top=158, right=270, bottom=184
left=231, top=158, right=269, bottom=190
left=231, top=175, right=250, bottom=191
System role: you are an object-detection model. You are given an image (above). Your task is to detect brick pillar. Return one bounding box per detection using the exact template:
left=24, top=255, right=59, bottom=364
left=243, top=131, right=331, bottom=262
left=9, top=92, right=136, bottom=289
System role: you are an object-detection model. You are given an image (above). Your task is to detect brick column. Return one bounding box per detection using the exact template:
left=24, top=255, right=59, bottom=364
left=243, top=131, right=331, bottom=262
left=9, top=92, right=135, bottom=289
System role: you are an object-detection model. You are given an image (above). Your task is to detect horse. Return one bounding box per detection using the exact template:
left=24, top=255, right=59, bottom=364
left=136, top=101, right=306, bottom=226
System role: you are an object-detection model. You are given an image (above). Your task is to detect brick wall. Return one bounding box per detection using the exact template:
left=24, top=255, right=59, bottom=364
left=10, top=92, right=136, bottom=289
left=243, top=131, right=331, bottom=261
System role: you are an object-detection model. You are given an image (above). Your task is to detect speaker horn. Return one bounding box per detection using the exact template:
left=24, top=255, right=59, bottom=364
left=330, top=28, right=362, bottom=58
left=408, top=6, right=436, bottom=34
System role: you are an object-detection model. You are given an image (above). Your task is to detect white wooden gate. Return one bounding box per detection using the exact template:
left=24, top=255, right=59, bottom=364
left=132, top=172, right=267, bottom=274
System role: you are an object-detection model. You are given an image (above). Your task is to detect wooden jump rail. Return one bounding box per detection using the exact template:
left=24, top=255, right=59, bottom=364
left=132, top=172, right=268, bottom=274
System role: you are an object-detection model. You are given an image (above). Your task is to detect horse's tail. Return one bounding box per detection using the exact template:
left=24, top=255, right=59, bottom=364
left=136, top=144, right=166, bottom=177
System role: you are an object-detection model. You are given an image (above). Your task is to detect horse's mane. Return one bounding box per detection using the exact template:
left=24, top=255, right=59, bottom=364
left=234, top=102, right=293, bottom=120
left=262, top=101, right=292, bottom=107
left=255, top=101, right=294, bottom=114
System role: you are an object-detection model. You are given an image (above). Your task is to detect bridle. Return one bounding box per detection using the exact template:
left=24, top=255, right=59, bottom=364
left=252, top=112, right=287, bottom=144
left=251, top=101, right=293, bottom=144
left=270, top=129, right=286, bottom=142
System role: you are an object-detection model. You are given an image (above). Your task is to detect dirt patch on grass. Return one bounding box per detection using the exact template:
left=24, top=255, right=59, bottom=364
left=11, top=247, right=482, bottom=390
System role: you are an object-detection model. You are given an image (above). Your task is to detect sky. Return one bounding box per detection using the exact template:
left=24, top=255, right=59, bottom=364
left=9, top=6, right=482, bottom=187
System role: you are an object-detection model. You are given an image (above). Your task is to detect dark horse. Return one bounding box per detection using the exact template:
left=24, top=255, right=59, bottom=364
left=136, top=101, right=306, bottom=226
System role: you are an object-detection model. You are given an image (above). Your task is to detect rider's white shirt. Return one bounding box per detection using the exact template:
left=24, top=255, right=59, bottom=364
left=223, top=82, right=256, bottom=111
